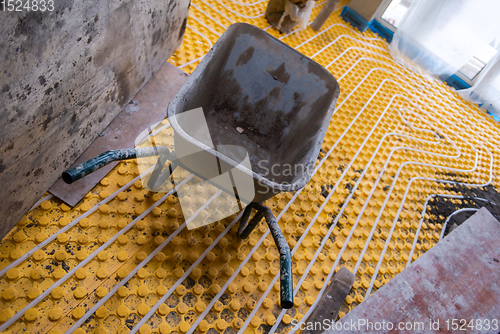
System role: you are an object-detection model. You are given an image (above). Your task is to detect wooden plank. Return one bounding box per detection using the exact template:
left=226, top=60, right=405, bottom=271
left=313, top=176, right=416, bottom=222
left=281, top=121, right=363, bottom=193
left=326, top=207, right=500, bottom=334
left=310, top=0, right=342, bottom=31
left=303, top=267, right=355, bottom=334
left=0, top=0, right=189, bottom=238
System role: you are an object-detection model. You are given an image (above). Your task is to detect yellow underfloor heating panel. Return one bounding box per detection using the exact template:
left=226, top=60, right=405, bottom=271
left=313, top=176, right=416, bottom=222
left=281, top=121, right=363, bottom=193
left=2, top=0, right=500, bottom=333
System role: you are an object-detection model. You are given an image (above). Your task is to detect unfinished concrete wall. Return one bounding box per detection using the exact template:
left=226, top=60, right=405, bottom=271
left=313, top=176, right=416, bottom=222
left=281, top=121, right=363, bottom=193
left=348, top=0, right=385, bottom=21
left=0, top=0, right=190, bottom=238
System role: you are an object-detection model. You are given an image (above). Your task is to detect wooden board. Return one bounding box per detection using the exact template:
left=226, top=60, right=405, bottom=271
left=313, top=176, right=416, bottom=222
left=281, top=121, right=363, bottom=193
left=303, top=267, right=355, bottom=334
left=328, top=207, right=500, bottom=334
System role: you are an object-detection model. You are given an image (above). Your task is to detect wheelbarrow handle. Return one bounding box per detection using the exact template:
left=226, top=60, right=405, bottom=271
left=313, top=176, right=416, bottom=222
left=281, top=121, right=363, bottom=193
left=253, top=203, right=294, bottom=309
left=62, top=147, right=172, bottom=184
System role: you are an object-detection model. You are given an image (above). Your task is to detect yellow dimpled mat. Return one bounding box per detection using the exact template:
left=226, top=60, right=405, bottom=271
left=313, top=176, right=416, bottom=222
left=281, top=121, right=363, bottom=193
left=2, top=0, right=500, bottom=333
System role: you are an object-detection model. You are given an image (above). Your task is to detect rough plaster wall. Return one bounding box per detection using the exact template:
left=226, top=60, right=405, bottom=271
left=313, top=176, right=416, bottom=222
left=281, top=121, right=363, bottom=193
left=0, top=0, right=190, bottom=238
left=348, top=0, right=385, bottom=21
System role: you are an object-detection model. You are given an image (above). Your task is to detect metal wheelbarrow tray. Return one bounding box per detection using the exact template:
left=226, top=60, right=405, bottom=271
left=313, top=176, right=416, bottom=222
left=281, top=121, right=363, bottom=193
left=167, top=23, right=340, bottom=308
left=169, top=22, right=339, bottom=200
left=62, top=23, right=339, bottom=309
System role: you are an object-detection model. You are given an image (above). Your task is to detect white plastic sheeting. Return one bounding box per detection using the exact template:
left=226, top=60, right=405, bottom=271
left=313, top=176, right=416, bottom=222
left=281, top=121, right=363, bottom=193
left=389, top=0, right=500, bottom=80
left=459, top=52, right=500, bottom=116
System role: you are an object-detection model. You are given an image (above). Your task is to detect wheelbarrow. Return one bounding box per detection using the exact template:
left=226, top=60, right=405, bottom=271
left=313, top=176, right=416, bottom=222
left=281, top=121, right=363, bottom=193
left=62, top=23, right=340, bottom=309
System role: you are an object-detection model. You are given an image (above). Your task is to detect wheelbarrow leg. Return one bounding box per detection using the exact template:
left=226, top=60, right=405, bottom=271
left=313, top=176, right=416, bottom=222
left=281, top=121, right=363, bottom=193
left=147, top=158, right=178, bottom=191
left=147, top=150, right=178, bottom=191
left=249, top=203, right=294, bottom=309
left=238, top=202, right=267, bottom=239
left=147, top=152, right=169, bottom=190
left=237, top=203, right=255, bottom=238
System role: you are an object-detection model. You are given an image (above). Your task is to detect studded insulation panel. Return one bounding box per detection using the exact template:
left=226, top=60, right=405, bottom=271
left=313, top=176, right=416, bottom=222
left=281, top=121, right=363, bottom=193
left=2, top=1, right=500, bottom=334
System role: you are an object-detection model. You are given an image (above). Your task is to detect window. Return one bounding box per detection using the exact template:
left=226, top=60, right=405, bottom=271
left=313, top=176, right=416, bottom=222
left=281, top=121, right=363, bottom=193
left=381, top=0, right=412, bottom=28
left=456, top=43, right=497, bottom=82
